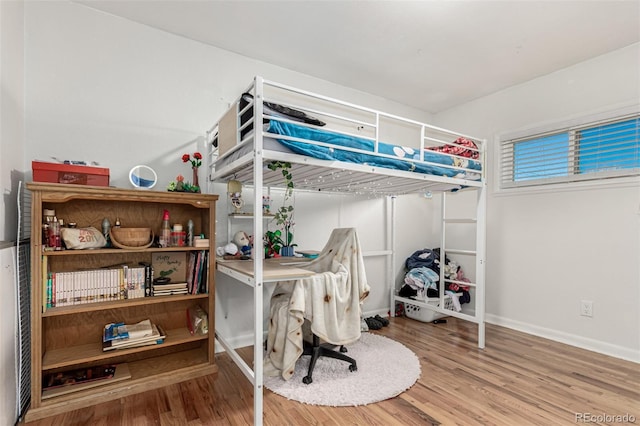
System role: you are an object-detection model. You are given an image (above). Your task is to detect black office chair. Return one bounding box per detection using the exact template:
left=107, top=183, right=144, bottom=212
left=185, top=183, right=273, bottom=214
left=301, top=330, right=357, bottom=384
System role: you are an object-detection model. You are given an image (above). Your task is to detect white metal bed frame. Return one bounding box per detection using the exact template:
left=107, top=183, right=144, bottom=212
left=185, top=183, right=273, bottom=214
left=206, top=76, right=486, bottom=425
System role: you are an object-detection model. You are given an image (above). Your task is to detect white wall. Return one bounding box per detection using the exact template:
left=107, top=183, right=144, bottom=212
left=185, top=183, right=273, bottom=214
left=1, top=0, right=25, bottom=243
left=434, top=43, right=640, bottom=362
left=23, top=2, right=437, bottom=349
left=24, top=1, right=429, bottom=189
left=0, top=1, right=24, bottom=424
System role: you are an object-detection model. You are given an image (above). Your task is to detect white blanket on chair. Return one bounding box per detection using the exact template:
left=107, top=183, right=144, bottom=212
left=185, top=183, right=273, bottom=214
left=264, top=228, right=370, bottom=380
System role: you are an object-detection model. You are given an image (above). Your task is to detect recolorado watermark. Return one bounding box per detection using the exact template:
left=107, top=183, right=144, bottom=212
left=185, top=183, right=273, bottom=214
left=575, top=413, right=636, bottom=423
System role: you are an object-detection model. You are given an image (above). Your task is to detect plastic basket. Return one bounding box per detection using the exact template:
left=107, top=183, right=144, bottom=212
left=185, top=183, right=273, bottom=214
left=404, top=296, right=456, bottom=323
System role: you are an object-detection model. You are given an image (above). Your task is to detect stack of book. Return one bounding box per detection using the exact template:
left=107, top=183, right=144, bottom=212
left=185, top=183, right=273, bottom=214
left=41, top=260, right=154, bottom=312
left=102, top=319, right=166, bottom=351
left=152, top=282, right=188, bottom=296
left=42, top=363, right=131, bottom=399
left=186, top=250, right=209, bottom=295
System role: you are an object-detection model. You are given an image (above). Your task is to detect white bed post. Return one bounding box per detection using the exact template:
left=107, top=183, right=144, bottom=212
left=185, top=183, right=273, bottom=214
left=388, top=196, right=396, bottom=316
left=476, top=183, right=487, bottom=349
left=253, top=76, right=265, bottom=425
left=440, top=192, right=448, bottom=312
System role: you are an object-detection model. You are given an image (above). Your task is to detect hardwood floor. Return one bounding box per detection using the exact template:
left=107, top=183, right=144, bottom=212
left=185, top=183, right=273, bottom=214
left=23, top=317, right=639, bottom=425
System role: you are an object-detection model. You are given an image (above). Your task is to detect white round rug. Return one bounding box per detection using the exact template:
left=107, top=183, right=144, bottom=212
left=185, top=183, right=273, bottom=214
left=264, top=332, right=421, bottom=406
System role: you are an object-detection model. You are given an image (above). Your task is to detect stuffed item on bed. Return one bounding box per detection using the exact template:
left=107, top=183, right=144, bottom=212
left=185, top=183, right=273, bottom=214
left=263, top=228, right=370, bottom=381
left=427, top=137, right=480, bottom=159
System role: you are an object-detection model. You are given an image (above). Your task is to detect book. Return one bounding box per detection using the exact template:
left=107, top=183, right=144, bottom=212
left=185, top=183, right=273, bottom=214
left=42, top=363, right=131, bottom=399
left=139, top=261, right=154, bottom=297
left=152, top=282, right=188, bottom=290
left=43, top=364, right=116, bottom=390
left=186, top=252, right=196, bottom=294
left=153, top=289, right=188, bottom=296
left=153, top=282, right=188, bottom=296
left=186, top=250, right=208, bottom=295
left=103, top=319, right=154, bottom=343
left=42, top=255, right=49, bottom=313
left=102, top=323, right=165, bottom=351
left=199, top=251, right=209, bottom=294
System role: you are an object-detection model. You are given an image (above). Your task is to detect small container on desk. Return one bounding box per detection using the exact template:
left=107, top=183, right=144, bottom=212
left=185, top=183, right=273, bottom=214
left=32, top=161, right=110, bottom=186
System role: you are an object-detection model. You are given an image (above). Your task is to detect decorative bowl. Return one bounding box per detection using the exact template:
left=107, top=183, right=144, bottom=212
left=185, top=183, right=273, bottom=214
left=110, top=227, right=154, bottom=249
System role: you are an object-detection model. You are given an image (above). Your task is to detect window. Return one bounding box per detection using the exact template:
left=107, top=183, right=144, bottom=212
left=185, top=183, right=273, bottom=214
left=501, top=113, right=640, bottom=188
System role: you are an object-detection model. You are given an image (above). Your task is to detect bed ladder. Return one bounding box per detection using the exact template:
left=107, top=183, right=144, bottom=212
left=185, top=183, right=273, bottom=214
left=440, top=189, right=486, bottom=348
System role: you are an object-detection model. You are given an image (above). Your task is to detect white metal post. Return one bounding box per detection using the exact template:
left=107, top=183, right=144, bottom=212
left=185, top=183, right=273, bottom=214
left=475, top=184, right=487, bottom=349
left=440, top=192, right=447, bottom=309
left=388, top=196, right=396, bottom=316
left=253, top=76, right=265, bottom=425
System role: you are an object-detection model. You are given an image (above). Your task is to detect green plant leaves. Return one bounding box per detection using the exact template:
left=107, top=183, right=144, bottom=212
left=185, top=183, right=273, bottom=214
left=267, top=160, right=296, bottom=247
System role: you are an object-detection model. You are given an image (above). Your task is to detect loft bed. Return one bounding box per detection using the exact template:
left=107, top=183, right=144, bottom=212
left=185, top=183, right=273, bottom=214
left=206, top=76, right=486, bottom=425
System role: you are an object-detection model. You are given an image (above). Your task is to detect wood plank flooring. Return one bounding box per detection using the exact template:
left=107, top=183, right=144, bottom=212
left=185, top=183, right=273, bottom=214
left=22, top=317, right=639, bottom=425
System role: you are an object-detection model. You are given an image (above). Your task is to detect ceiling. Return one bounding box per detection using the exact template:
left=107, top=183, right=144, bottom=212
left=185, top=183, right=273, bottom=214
left=76, top=0, right=640, bottom=113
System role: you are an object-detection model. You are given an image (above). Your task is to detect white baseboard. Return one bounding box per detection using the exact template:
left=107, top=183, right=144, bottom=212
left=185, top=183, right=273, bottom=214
left=217, top=313, right=639, bottom=364
left=486, top=314, right=640, bottom=364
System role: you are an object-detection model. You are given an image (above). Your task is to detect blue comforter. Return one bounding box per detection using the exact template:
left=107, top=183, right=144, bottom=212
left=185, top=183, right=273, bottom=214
left=267, top=121, right=481, bottom=178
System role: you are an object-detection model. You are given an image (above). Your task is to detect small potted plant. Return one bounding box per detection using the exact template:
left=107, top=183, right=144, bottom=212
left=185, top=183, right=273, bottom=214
left=278, top=217, right=296, bottom=257
left=264, top=230, right=284, bottom=258
left=167, top=152, right=203, bottom=193
left=167, top=174, right=200, bottom=193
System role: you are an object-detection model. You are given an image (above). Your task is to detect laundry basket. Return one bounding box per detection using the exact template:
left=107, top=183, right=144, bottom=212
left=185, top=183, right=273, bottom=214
left=404, top=295, right=458, bottom=323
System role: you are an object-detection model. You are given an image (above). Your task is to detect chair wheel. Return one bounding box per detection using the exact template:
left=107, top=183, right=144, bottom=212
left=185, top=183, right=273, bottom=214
left=303, top=376, right=313, bottom=384
left=349, top=364, right=357, bottom=372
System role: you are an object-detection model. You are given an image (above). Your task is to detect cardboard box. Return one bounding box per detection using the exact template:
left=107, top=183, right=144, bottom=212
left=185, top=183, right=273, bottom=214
left=217, top=103, right=239, bottom=157
left=32, top=161, right=110, bottom=186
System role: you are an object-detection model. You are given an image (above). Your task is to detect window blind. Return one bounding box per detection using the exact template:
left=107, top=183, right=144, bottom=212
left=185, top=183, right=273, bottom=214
left=501, top=113, right=640, bottom=188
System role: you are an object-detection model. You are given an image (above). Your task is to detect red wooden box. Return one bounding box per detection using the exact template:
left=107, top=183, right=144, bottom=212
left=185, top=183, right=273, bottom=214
left=32, top=161, right=110, bottom=186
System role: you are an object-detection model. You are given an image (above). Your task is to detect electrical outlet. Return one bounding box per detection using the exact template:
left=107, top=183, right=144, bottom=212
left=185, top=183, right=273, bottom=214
left=580, top=300, right=593, bottom=317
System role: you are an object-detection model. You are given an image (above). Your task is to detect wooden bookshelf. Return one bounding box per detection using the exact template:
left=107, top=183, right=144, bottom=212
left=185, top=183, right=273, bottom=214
left=25, top=183, right=218, bottom=422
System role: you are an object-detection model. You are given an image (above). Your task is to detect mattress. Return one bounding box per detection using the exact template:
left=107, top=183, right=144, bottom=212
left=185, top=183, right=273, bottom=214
left=215, top=120, right=481, bottom=181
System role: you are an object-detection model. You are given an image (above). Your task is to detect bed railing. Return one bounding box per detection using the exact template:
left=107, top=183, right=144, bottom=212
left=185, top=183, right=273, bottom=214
left=207, top=76, right=485, bottom=192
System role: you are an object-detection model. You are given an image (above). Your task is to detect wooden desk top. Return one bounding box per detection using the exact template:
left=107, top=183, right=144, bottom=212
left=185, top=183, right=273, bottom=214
left=217, top=257, right=315, bottom=280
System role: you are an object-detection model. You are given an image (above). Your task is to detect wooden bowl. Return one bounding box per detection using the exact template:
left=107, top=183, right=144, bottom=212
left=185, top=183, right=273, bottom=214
left=110, top=227, right=154, bottom=249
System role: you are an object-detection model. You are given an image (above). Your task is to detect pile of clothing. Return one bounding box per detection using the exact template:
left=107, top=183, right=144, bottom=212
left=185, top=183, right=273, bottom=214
left=399, top=248, right=471, bottom=311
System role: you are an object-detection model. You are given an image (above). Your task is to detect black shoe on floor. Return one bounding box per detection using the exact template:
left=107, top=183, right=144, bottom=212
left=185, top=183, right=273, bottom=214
left=365, top=317, right=383, bottom=330
left=374, top=315, right=390, bottom=327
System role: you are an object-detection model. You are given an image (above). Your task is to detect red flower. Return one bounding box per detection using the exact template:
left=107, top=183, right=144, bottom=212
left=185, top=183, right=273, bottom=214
left=181, top=152, right=202, bottom=168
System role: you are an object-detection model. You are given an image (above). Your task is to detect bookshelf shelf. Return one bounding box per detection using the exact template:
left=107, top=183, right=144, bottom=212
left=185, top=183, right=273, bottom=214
left=43, top=246, right=208, bottom=256
left=42, top=293, right=208, bottom=317
left=36, top=348, right=215, bottom=418
left=26, top=183, right=218, bottom=422
left=42, top=327, right=208, bottom=370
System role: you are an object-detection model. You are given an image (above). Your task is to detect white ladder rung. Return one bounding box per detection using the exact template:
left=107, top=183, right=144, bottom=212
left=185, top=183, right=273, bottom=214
left=444, top=249, right=477, bottom=256
left=443, top=218, right=477, bottom=224
left=444, top=278, right=477, bottom=287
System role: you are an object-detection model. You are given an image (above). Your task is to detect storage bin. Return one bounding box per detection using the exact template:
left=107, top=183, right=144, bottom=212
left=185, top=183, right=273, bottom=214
left=404, top=296, right=456, bottom=323
left=32, top=161, right=110, bottom=186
